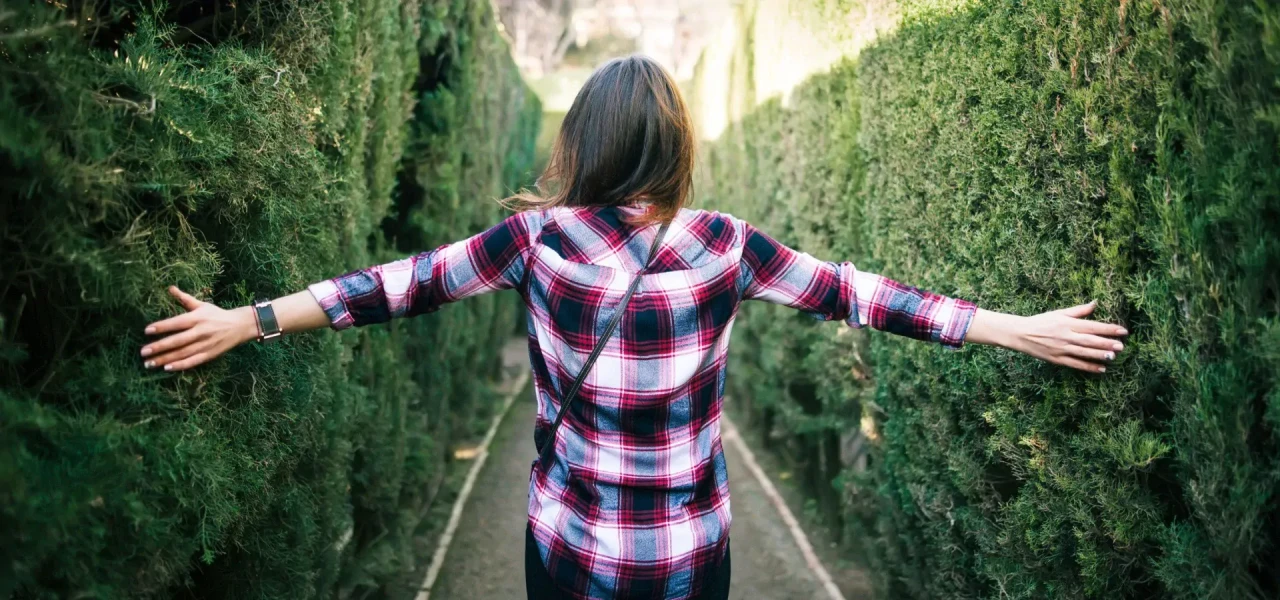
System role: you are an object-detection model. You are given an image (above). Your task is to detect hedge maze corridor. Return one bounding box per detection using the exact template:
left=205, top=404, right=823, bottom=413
left=2, top=1, right=1279, bottom=600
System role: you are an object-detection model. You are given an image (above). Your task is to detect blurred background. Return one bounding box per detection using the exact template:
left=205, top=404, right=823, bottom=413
left=492, top=0, right=898, bottom=165
left=494, top=0, right=732, bottom=107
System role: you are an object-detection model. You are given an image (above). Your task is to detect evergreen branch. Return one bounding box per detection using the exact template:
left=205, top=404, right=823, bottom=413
left=92, top=92, right=156, bottom=115
left=0, top=19, right=76, bottom=41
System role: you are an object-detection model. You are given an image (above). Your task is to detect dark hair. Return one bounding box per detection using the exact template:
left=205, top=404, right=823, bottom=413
left=505, top=55, right=695, bottom=225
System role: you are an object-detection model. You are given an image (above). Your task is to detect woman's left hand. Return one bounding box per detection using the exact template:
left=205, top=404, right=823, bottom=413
left=140, top=286, right=258, bottom=372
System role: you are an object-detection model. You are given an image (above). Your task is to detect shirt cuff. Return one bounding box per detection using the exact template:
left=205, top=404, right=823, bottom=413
left=307, top=279, right=356, bottom=331
left=843, top=267, right=880, bottom=329
left=937, top=298, right=978, bottom=349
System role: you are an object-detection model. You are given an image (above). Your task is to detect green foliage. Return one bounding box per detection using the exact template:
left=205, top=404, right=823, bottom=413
left=0, top=1, right=540, bottom=598
left=697, top=0, right=1279, bottom=597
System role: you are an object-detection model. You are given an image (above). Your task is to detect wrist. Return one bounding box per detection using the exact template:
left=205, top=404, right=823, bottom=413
left=996, top=313, right=1027, bottom=350
left=968, top=309, right=1024, bottom=350
left=234, top=306, right=260, bottom=344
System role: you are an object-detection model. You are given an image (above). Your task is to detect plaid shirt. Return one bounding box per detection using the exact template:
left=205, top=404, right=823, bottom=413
left=308, top=206, right=977, bottom=599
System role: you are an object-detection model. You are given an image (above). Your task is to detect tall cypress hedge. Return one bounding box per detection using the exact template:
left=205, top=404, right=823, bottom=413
left=0, top=1, right=539, bottom=598
left=696, top=0, right=1279, bottom=597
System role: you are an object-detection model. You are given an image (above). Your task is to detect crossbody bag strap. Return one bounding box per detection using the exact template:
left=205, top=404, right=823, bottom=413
left=537, top=221, right=670, bottom=470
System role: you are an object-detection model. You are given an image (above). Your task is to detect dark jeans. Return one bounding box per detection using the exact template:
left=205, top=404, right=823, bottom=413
left=525, top=524, right=731, bottom=599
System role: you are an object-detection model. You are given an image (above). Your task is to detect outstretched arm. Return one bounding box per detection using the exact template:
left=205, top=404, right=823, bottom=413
left=141, top=211, right=544, bottom=372
left=739, top=222, right=1126, bottom=373
left=139, top=287, right=328, bottom=371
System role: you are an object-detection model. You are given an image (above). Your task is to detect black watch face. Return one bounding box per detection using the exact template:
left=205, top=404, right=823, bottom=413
left=254, top=302, right=280, bottom=340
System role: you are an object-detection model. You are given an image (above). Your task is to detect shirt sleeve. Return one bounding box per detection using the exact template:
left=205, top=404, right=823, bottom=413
left=307, top=210, right=544, bottom=330
left=739, top=220, right=977, bottom=348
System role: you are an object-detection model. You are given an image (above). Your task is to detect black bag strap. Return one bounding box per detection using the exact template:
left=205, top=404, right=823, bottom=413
left=538, top=221, right=670, bottom=470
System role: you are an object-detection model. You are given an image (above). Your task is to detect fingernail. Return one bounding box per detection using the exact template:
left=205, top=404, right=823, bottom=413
left=145, top=326, right=156, bottom=335
left=1098, top=367, right=1106, bottom=373
left=141, top=347, right=152, bottom=357
left=1105, top=352, right=1114, bottom=361
left=1118, top=328, right=1128, bottom=336
left=144, top=360, right=155, bottom=369
left=1113, top=343, right=1124, bottom=351
left=163, top=364, right=172, bottom=371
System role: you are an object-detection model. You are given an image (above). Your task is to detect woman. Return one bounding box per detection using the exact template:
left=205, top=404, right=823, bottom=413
left=140, top=55, right=1127, bottom=599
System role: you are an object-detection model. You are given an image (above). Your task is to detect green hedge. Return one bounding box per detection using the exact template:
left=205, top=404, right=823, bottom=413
left=0, top=1, right=539, bottom=598
left=697, top=0, right=1279, bottom=598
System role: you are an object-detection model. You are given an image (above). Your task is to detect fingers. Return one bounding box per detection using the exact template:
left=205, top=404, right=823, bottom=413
left=1054, top=355, right=1107, bottom=374
left=1053, top=301, right=1129, bottom=336
left=1071, top=318, right=1129, bottom=337
left=144, top=339, right=211, bottom=371
left=1072, top=332, right=1125, bottom=352
left=145, top=286, right=212, bottom=335
left=1055, top=300, right=1097, bottom=318
left=1065, top=344, right=1117, bottom=364
left=141, top=287, right=225, bottom=372
left=164, top=352, right=212, bottom=372
left=145, top=312, right=198, bottom=336
left=169, top=286, right=204, bottom=311
left=141, top=327, right=205, bottom=359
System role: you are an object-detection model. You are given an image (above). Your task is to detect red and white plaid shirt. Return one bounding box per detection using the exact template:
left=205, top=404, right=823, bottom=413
left=309, top=205, right=977, bottom=599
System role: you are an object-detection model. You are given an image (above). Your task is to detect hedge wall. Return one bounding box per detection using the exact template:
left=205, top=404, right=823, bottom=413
left=0, top=1, right=539, bottom=598
left=696, top=0, right=1279, bottom=598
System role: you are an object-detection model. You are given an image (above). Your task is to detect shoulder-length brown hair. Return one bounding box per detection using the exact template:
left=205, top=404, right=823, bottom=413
left=504, top=55, right=695, bottom=226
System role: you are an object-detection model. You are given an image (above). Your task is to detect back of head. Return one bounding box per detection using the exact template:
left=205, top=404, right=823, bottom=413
left=509, top=55, right=695, bottom=225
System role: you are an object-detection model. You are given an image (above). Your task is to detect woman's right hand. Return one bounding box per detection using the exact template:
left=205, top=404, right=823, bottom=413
left=968, top=301, right=1128, bottom=373
left=140, top=286, right=259, bottom=372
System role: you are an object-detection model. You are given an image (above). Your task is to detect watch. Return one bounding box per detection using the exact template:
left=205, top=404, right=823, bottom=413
left=253, top=298, right=282, bottom=343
